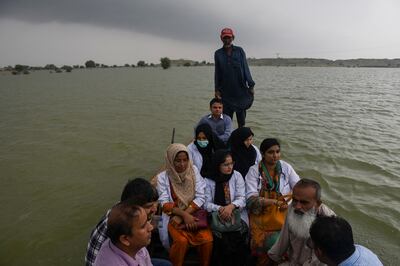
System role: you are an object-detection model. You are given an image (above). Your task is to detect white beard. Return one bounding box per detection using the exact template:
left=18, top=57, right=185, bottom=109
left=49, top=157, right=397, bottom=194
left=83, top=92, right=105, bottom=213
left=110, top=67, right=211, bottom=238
left=287, top=206, right=317, bottom=239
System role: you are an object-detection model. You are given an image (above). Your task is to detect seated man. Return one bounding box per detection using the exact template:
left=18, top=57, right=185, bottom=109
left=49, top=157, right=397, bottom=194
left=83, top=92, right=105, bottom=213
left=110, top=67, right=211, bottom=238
left=94, top=202, right=153, bottom=266
left=86, top=178, right=170, bottom=266
left=197, top=98, right=232, bottom=144
left=309, top=216, right=383, bottom=266
left=267, top=179, right=336, bottom=266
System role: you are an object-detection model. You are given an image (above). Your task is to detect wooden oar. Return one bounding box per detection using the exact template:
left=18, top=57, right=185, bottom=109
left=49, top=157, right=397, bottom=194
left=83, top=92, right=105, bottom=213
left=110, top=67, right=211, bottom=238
left=171, top=128, right=175, bottom=144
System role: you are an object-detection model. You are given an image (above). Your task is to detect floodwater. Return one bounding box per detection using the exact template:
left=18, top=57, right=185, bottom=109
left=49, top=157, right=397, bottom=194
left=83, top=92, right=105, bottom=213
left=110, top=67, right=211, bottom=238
left=0, top=66, right=399, bottom=265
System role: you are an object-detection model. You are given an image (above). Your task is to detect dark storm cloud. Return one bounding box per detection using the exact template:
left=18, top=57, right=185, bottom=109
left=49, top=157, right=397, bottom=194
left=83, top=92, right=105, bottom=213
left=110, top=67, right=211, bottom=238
left=2, top=0, right=399, bottom=63
left=0, top=0, right=231, bottom=43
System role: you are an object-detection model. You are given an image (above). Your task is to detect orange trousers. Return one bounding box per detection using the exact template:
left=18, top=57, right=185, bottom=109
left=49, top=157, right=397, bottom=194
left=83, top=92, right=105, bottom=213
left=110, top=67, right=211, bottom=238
left=168, top=223, right=213, bottom=266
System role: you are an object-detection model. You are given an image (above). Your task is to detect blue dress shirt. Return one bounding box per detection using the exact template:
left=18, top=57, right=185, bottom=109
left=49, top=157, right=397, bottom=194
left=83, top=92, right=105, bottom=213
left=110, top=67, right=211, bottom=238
left=339, top=245, right=383, bottom=266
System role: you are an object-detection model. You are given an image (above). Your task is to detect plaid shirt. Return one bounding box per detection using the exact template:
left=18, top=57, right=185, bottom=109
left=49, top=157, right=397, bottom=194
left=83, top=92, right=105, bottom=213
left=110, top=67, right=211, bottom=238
left=85, top=209, right=111, bottom=266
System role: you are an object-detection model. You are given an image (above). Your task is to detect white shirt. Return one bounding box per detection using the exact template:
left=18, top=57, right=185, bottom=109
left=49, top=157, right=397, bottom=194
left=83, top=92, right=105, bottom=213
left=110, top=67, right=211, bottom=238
left=187, top=142, right=203, bottom=175
left=188, top=143, right=261, bottom=179
left=204, top=170, right=249, bottom=226
left=252, top=144, right=263, bottom=165
left=156, top=165, right=206, bottom=250
left=245, top=160, right=300, bottom=200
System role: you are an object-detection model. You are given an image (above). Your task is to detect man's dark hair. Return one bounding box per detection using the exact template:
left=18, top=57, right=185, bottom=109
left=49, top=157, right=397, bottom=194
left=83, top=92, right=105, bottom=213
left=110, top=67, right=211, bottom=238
left=106, top=202, right=142, bottom=244
left=120, top=177, right=158, bottom=202
left=209, top=97, right=223, bottom=107
left=293, top=178, right=321, bottom=201
left=310, top=216, right=355, bottom=264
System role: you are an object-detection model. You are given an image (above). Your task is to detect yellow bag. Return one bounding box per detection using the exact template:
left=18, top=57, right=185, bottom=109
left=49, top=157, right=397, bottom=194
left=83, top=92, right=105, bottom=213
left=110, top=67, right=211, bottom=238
left=251, top=191, right=291, bottom=232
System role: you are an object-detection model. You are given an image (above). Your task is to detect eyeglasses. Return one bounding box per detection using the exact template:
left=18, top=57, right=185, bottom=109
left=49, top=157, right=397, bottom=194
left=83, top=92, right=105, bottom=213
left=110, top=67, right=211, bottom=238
left=221, top=162, right=235, bottom=167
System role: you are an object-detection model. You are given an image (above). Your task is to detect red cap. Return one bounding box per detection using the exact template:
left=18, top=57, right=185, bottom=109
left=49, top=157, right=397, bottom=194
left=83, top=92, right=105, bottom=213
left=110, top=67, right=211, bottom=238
left=220, top=28, right=234, bottom=38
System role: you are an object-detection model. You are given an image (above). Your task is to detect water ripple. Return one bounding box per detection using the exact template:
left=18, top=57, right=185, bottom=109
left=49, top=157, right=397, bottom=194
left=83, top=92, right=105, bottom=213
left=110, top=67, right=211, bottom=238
left=1, top=67, right=399, bottom=265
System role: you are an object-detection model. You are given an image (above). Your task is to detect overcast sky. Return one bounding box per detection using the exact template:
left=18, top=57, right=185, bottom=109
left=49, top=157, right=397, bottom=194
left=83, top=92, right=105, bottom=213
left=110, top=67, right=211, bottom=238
left=1, top=0, right=400, bottom=66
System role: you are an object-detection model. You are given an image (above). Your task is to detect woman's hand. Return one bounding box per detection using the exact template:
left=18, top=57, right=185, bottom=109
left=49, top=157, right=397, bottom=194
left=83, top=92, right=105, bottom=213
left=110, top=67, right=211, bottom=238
left=263, top=198, right=288, bottom=211
left=263, top=198, right=277, bottom=207
left=276, top=200, right=288, bottom=211
left=182, top=212, right=198, bottom=231
left=218, top=204, right=235, bottom=222
left=171, top=215, right=183, bottom=228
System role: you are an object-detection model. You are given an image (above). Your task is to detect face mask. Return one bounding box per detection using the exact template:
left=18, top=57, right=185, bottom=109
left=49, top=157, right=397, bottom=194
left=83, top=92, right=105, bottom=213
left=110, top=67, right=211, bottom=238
left=197, top=140, right=209, bottom=148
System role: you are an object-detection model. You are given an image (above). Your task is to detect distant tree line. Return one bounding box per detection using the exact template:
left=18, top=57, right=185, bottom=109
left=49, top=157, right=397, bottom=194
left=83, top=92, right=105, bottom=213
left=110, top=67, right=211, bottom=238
left=1, top=58, right=215, bottom=75
left=4, top=57, right=400, bottom=75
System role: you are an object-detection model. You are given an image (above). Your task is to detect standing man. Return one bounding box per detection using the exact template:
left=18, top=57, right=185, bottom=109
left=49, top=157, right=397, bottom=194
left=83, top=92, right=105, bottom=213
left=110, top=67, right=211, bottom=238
left=214, top=27, right=255, bottom=128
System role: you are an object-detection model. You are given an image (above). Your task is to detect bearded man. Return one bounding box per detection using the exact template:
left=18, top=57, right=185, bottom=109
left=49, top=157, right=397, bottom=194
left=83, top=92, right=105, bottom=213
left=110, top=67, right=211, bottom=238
left=266, top=179, right=335, bottom=266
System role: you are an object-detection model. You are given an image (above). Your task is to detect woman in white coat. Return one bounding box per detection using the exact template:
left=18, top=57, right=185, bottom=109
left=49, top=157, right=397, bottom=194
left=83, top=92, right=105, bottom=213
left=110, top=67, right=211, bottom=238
left=245, top=138, right=300, bottom=266
left=204, top=149, right=249, bottom=266
left=187, top=123, right=225, bottom=178
left=228, top=127, right=262, bottom=179
left=156, top=143, right=213, bottom=266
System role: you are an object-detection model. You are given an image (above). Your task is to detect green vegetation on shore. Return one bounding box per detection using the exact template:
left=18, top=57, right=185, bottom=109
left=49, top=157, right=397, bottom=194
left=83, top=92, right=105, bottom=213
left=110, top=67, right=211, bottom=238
left=2, top=58, right=400, bottom=74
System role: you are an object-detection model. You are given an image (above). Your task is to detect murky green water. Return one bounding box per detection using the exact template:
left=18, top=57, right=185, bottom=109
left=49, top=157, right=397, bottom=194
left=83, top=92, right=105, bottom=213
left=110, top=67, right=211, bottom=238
left=1, top=66, right=399, bottom=265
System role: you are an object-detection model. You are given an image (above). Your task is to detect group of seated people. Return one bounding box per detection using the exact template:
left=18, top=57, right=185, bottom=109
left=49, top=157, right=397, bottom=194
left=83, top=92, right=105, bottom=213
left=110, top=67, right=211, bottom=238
left=85, top=98, right=383, bottom=266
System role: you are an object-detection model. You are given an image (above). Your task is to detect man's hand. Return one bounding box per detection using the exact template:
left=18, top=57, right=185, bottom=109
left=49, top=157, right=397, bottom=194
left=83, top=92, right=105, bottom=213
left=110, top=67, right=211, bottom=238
left=215, top=90, right=222, bottom=99
left=249, top=87, right=254, bottom=96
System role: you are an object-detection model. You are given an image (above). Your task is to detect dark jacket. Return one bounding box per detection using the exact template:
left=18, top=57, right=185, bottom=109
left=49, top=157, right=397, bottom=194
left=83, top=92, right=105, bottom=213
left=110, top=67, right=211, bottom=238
left=214, top=45, right=255, bottom=111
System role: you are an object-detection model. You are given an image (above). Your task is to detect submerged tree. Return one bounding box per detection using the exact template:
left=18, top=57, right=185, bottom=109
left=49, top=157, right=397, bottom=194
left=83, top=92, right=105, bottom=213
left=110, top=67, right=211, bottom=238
left=160, top=57, right=171, bottom=69
left=137, top=60, right=146, bottom=67
left=44, top=64, right=57, bottom=70
left=14, top=64, right=29, bottom=72
left=61, top=65, right=73, bottom=72
left=85, top=60, right=96, bottom=68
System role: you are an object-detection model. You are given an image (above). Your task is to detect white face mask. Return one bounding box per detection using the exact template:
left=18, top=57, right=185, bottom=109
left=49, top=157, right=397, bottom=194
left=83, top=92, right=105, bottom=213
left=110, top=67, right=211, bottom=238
left=197, top=140, right=209, bottom=148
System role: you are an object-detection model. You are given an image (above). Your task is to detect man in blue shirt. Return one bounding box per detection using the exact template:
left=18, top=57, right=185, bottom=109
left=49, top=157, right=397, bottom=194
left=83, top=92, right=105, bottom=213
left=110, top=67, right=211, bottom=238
left=214, top=27, right=255, bottom=128
left=197, top=98, right=232, bottom=144
left=309, top=216, right=383, bottom=266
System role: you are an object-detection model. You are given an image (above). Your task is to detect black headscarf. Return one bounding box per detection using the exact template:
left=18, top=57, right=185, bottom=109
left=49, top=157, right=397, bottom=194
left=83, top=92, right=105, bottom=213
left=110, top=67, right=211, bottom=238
left=207, top=149, right=233, bottom=206
left=194, top=124, right=226, bottom=177
left=228, top=127, right=257, bottom=178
